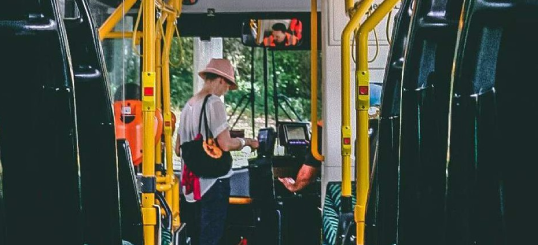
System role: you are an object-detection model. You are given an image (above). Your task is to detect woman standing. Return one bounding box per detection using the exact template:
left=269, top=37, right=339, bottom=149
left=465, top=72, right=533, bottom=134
left=177, top=58, right=259, bottom=245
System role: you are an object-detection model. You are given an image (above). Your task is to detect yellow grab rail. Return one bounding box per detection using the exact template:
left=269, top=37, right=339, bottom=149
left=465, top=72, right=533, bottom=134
left=341, top=0, right=374, bottom=212
left=355, top=1, right=400, bottom=244
left=103, top=31, right=143, bottom=39
left=141, top=0, right=157, bottom=244
left=99, top=0, right=184, bottom=241
left=98, top=0, right=137, bottom=40
left=162, top=0, right=182, bottom=230
left=345, top=0, right=355, bottom=15
left=155, top=18, right=163, bottom=178
left=311, top=0, right=323, bottom=161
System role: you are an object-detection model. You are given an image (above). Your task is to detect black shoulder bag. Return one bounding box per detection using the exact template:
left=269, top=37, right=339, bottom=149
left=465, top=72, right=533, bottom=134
left=181, top=94, right=232, bottom=177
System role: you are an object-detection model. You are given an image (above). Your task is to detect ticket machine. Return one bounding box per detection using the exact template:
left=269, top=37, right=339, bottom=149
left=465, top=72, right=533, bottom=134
left=277, top=122, right=310, bottom=155
left=226, top=122, right=320, bottom=245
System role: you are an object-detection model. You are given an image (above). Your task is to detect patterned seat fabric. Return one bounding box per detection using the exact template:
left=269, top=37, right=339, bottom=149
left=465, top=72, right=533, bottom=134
left=322, top=182, right=356, bottom=245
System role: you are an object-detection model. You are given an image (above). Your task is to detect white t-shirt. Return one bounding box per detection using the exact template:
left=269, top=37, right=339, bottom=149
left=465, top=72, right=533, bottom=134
left=178, top=94, right=232, bottom=202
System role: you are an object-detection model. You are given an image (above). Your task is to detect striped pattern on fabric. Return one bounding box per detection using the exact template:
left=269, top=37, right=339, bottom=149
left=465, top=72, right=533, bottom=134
left=322, top=182, right=357, bottom=245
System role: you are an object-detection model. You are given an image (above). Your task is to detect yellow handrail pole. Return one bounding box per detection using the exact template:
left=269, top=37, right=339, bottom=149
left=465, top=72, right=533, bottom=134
left=104, top=31, right=143, bottom=39
left=345, top=0, right=355, bottom=14
left=355, top=1, right=400, bottom=244
left=341, top=0, right=373, bottom=213
left=310, top=0, right=324, bottom=161
left=156, top=183, right=173, bottom=192
left=163, top=0, right=182, bottom=229
left=173, top=177, right=181, bottom=227
left=141, top=0, right=157, bottom=244
left=155, top=19, right=163, bottom=179
left=161, top=0, right=178, bottom=228
left=156, top=0, right=176, bottom=14
left=98, top=0, right=138, bottom=40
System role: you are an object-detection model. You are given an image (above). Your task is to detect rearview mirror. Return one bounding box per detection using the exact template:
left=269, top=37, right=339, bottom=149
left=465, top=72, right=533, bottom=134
left=242, top=18, right=304, bottom=48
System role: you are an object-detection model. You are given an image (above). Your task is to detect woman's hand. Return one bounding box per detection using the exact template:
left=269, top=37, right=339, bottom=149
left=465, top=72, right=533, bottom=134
left=246, top=138, right=259, bottom=149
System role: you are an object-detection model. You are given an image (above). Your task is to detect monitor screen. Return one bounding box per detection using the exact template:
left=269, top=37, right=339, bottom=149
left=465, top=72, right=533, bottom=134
left=257, top=128, right=276, bottom=158
left=258, top=129, right=268, bottom=141
left=286, top=125, right=306, bottom=140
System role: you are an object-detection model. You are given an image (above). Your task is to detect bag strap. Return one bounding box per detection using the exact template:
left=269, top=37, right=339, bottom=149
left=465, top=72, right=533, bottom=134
left=196, top=94, right=213, bottom=139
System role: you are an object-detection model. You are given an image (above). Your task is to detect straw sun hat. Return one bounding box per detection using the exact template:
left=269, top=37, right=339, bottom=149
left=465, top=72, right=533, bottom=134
left=198, top=58, right=238, bottom=90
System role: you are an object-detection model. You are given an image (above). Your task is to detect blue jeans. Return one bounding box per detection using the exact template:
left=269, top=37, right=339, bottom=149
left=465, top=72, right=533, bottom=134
left=195, top=178, right=230, bottom=245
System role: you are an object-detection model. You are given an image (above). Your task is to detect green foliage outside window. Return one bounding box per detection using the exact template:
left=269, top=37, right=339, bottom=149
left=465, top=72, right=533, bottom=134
left=169, top=37, right=322, bottom=125
left=106, top=36, right=321, bottom=133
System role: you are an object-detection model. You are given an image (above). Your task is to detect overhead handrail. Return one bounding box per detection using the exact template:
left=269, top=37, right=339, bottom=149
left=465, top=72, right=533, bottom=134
left=355, top=1, right=400, bottom=244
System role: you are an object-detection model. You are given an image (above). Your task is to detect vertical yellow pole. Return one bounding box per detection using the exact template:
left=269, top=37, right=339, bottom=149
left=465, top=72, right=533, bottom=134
left=155, top=21, right=163, bottom=177
left=341, top=0, right=374, bottom=215
left=162, top=0, right=182, bottom=230
left=345, top=0, right=355, bottom=14
left=173, top=176, right=180, bottom=227
left=355, top=2, right=400, bottom=244
left=141, top=0, right=157, bottom=244
left=310, top=0, right=323, bottom=161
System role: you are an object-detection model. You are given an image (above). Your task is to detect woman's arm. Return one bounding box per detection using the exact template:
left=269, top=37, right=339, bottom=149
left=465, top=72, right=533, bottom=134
left=208, top=97, right=259, bottom=151
left=216, top=129, right=258, bottom=152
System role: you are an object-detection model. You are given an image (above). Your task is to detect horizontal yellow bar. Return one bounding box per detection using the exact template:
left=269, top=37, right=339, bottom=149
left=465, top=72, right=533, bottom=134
left=98, top=0, right=137, bottom=40
left=157, top=184, right=172, bottom=192
left=229, top=197, right=253, bottom=205
left=103, top=31, right=143, bottom=39
left=156, top=175, right=176, bottom=184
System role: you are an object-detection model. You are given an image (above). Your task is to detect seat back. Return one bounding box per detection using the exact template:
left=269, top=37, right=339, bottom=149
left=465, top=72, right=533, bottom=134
left=447, top=1, right=538, bottom=244
left=114, top=100, right=144, bottom=165
left=64, top=0, right=123, bottom=244
left=322, top=181, right=357, bottom=245
left=365, top=1, right=414, bottom=245
left=0, top=1, right=83, bottom=244
left=117, top=139, right=144, bottom=245
left=0, top=148, right=5, bottom=245
left=113, top=101, right=164, bottom=166
left=397, top=0, right=464, bottom=244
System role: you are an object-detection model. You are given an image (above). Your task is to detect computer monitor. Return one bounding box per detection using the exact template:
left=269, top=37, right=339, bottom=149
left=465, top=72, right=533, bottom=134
left=279, top=122, right=309, bottom=144
left=285, top=125, right=307, bottom=141
left=276, top=122, right=309, bottom=158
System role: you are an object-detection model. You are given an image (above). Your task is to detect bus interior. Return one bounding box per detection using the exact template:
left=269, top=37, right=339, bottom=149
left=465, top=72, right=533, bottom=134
left=1, top=0, right=537, bottom=245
